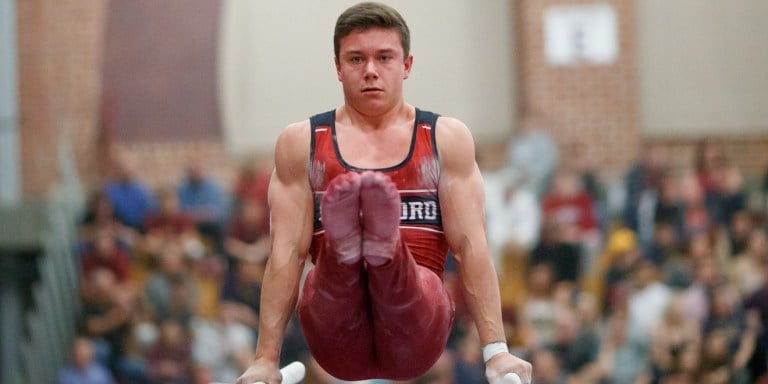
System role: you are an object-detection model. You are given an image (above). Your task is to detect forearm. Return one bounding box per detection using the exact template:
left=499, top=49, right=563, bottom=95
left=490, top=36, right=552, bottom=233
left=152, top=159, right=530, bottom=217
left=456, top=248, right=506, bottom=345
left=253, top=249, right=305, bottom=362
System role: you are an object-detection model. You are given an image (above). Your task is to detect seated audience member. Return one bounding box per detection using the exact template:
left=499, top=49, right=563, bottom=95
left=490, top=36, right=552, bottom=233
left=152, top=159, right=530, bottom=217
left=728, top=210, right=756, bottom=257
left=191, top=308, right=255, bottom=384
left=626, top=259, right=672, bottom=342
left=225, top=198, right=270, bottom=265
left=679, top=256, right=722, bottom=326
left=80, top=227, right=132, bottom=284
left=702, top=283, right=759, bottom=384
left=528, top=348, right=566, bottom=384
left=177, top=161, right=229, bottom=253
left=530, top=222, right=582, bottom=284
left=545, top=306, right=599, bottom=380
left=232, top=160, right=271, bottom=218
left=542, top=168, right=600, bottom=240
left=704, top=162, right=746, bottom=230
left=505, top=116, right=560, bottom=197
left=592, top=310, right=651, bottom=383
left=56, top=336, right=116, bottom=384
left=679, top=172, right=713, bottom=238
left=623, top=144, right=669, bottom=237
left=219, top=261, right=263, bottom=329
left=744, top=262, right=768, bottom=382
left=484, top=167, right=541, bottom=271
left=518, top=263, right=560, bottom=349
left=79, top=268, right=137, bottom=369
left=452, top=327, right=485, bottom=384
left=650, top=295, right=702, bottom=381
left=144, top=243, right=198, bottom=324
left=104, top=156, right=157, bottom=232
left=729, top=228, right=767, bottom=297
left=143, top=188, right=204, bottom=259
left=146, top=319, right=193, bottom=384
left=79, top=191, right=136, bottom=249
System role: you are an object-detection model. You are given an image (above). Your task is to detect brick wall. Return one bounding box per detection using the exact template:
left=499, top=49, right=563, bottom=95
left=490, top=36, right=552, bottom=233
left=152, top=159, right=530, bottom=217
left=17, top=0, right=109, bottom=196
left=515, top=0, right=641, bottom=179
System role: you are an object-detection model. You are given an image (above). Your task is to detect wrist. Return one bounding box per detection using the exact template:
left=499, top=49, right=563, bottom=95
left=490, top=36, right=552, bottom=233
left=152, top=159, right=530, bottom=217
left=482, top=341, right=509, bottom=363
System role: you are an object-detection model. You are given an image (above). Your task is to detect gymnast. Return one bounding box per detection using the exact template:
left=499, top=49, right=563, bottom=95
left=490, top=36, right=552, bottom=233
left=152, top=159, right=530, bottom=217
left=236, top=2, right=532, bottom=383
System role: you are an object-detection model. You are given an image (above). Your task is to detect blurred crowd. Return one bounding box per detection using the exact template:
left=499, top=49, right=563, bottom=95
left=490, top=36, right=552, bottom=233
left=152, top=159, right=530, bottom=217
left=58, top=132, right=768, bottom=384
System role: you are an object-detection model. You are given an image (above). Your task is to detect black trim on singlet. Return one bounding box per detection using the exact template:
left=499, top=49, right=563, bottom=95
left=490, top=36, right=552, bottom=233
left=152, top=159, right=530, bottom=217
left=308, top=108, right=440, bottom=173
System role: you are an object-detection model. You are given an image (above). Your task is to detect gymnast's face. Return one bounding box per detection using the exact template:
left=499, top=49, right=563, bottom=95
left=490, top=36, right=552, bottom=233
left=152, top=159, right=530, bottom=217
left=335, top=27, right=413, bottom=114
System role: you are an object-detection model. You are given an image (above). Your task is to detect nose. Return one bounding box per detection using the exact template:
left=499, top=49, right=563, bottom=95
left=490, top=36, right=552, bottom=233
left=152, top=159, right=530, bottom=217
left=363, top=60, right=378, bottom=79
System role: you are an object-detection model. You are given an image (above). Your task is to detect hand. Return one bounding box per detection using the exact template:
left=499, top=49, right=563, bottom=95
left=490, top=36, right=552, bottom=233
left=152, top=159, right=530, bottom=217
left=235, top=359, right=281, bottom=384
left=485, top=352, right=532, bottom=384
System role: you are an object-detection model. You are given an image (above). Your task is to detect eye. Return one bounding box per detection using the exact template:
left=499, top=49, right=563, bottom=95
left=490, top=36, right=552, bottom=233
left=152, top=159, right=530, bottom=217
left=350, top=56, right=364, bottom=64
left=379, top=55, right=392, bottom=63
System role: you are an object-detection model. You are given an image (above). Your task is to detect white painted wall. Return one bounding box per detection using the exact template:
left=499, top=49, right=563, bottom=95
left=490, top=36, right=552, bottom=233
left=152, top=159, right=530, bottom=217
left=218, top=1, right=517, bottom=155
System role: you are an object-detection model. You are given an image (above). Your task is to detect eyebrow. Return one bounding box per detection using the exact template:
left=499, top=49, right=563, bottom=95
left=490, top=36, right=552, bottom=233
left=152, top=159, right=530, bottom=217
left=342, top=48, right=398, bottom=57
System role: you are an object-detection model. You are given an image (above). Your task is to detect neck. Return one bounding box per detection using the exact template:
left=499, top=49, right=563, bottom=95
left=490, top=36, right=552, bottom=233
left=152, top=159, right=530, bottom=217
left=339, top=101, right=413, bottom=131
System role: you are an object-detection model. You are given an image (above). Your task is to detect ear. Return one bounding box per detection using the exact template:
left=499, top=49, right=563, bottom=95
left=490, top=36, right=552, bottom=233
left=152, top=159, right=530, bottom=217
left=403, top=54, right=413, bottom=80
left=335, top=57, right=342, bottom=82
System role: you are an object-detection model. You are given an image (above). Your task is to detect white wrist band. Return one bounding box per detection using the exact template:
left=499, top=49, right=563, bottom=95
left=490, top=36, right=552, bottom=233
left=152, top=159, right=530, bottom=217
left=482, top=341, right=509, bottom=363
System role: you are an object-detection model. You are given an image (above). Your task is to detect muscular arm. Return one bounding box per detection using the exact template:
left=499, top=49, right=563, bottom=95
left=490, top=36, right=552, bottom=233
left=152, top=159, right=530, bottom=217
left=252, top=122, right=314, bottom=363
left=436, top=117, right=505, bottom=346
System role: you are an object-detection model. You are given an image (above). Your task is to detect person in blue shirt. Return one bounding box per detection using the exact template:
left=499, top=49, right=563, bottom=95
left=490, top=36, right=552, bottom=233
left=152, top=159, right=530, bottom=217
left=177, top=161, right=229, bottom=254
left=56, top=336, right=115, bottom=384
left=104, top=156, right=157, bottom=232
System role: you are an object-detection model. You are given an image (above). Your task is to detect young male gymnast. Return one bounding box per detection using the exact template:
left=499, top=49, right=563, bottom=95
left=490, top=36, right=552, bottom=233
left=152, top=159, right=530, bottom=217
left=236, top=2, right=532, bottom=383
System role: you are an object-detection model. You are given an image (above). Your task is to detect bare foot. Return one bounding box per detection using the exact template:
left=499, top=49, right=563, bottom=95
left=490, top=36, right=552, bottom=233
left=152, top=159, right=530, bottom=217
left=360, top=171, right=401, bottom=266
left=321, top=172, right=362, bottom=264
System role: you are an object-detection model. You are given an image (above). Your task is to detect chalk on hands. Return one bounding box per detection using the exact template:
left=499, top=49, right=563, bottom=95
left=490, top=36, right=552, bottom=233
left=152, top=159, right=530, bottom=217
left=502, top=372, right=523, bottom=384
left=210, top=361, right=306, bottom=384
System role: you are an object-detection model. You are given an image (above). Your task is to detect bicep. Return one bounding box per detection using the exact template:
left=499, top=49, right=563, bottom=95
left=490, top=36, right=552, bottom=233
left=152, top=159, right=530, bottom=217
left=436, top=119, right=488, bottom=259
left=268, top=124, right=314, bottom=260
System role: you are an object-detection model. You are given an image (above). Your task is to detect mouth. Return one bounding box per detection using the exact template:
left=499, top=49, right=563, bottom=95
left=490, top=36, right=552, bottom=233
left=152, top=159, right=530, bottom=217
left=361, top=87, right=383, bottom=93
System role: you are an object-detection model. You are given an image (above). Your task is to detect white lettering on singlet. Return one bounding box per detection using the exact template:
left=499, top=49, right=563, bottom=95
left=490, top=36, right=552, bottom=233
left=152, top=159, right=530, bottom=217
left=400, top=200, right=439, bottom=221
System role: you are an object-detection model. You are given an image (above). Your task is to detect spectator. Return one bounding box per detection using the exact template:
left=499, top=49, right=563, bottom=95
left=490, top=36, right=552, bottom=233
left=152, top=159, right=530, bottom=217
left=679, top=172, right=712, bottom=238
left=518, top=263, right=560, bottom=349
left=219, top=260, right=264, bottom=329
left=146, top=319, right=193, bottom=384
left=191, top=308, right=255, bottom=383
left=545, top=306, right=599, bottom=380
left=79, top=191, right=136, bottom=250
left=78, top=268, right=137, bottom=370
left=56, top=336, right=116, bottom=384
left=104, top=156, right=157, bottom=231
left=679, top=255, right=722, bottom=325
left=705, top=163, right=746, bottom=229
left=177, top=161, right=229, bottom=254
left=541, top=168, right=602, bottom=272
left=591, top=310, right=650, bottom=383
left=529, top=348, right=566, bottom=384
left=650, top=295, right=702, bottom=380
left=485, top=168, right=541, bottom=272
left=505, top=116, right=559, bottom=197
left=80, top=227, right=132, bottom=284
left=232, top=159, right=272, bottom=226
left=742, top=260, right=768, bottom=382
left=143, top=188, right=204, bottom=260
left=702, top=283, right=759, bottom=384
left=530, top=222, right=582, bottom=284
left=225, top=198, right=270, bottom=265
left=626, top=259, right=672, bottom=342
left=144, top=242, right=198, bottom=324
left=623, top=144, right=669, bottom=237
left=729, top=228, right=767, bottom=297
left=728, top=210, right=755, bottom=257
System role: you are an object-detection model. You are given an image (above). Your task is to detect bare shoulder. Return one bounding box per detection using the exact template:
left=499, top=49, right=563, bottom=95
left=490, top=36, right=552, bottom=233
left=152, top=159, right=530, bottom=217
left=274, top=120, right=311, bottom=181
left=435, top=116, right=476, bottom=168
